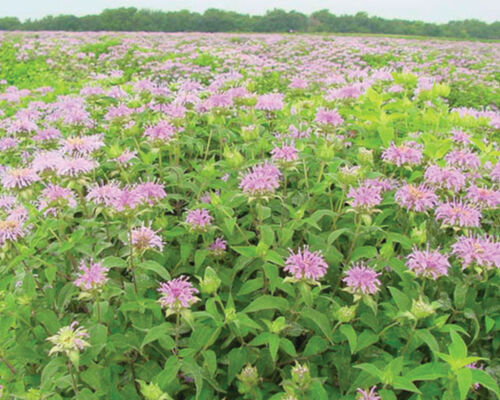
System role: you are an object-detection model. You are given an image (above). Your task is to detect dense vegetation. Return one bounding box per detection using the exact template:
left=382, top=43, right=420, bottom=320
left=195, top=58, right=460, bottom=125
left=0, top=8, right=499, bottom=40
left=0, top=32, right=499, bottom=400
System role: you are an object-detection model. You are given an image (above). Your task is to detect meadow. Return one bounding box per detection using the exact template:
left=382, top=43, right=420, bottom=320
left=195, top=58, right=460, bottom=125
left=0, top=31, right=499, bottom=399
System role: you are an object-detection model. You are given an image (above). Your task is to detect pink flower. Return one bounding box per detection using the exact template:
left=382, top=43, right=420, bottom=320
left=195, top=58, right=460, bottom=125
left=1, top=167, right=40, bottom=189
left=113, top=150, right=136, bottom=165
left=33, top=127, right=62, bottom=142
left=271, top=144, right=299, bottom=163
left=110, top=188, right=142, bottom=212
left=435, top=200, right=481, bottom=228
left=144, top=121, right=179, bottom=144
left=74, top=260, right=108, bottom=291
left=239, top=163, right=281, bottom=197
left=0, top=216, right=27, bottom=245
left=343, top=263, right=381, bottom=295
left=466, top=185, right=500, bottom=209
left=406, top=247, right=450, bottom=278
left=451, top=129, right=471, bottom=145
left=451, top=235, right=500, bottom=269
left=133, top=181, right=166, bottom=205
left=284, top=246, right=328, bottom=281
left=491, top=162, right=500, bottom=183
left=0, top=137, right=19, bottom=152
left=55, top=156, right=97, bottom=177
left=347, top=185, right=382, bottom=209
left=357, top=386, right=381, bottom=400
left=131, top=226, right=164, bottom=252
left=289, top=77, right=308, bottom=89
left=445, top=149, right=480, bottom=169
left=381, top=141, right=423, bottom=167
left=38, top=184, right=77, bottom=216
left=315, top=108, right=344, bottom=126
left=395, top=184, right=438, bottom=212
left=255, top=93, right=284, bottom=111
left=158, top=276, right=199, bottom=311
left=59, top=134, right=104, bottom=155
left=209, top=237, right=227, bottom=256
left=186, top=209, right=213, bottom=231
left=86, top=182, right=122, bottom=206
left=424, top=165, right=466, bottom=192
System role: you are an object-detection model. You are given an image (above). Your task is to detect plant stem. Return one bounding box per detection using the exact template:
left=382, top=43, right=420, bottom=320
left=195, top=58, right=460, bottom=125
left=68, top=362, right=79, bottom=395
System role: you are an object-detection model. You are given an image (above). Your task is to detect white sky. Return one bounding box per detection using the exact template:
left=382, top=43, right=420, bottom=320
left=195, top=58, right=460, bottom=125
left=1, top=0, right=499, bottom=23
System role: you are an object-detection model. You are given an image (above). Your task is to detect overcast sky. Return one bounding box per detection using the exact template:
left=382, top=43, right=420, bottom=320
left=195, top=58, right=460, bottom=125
left=1, top=0, right=499, bottom=23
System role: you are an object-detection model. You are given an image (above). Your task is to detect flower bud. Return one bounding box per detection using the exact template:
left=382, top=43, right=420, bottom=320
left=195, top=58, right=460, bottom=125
left=224, top=147, right=244, bottom=169
left=237, top=364, right=259, bottom=394
left=199, top=267, right=221, bottom=295
left=411, top=298, right=435, bottom=320
left=357, top=147, right=373, bottom=165
left=291, top=362, right=311, bottom=390
left=138, top=380, right=168, bottom=400
left=338, top=166, right=360, bottom=187
left=317, top=142, right=335, bottom=161
left=335, top=305, right=357, bottom=323
left=225, top=306, right=237, bottom=323
left=241, top=125, right=259, bottom=142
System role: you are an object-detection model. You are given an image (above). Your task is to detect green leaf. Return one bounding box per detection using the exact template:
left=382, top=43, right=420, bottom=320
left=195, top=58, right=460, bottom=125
left=232, top=246, right=257, bottom=258
left=301, top=308, right=334, bottom=344
left=339, top=324, right=357, bottom=354
left=351, top=246, right=378, bottom=262
left=102, top=256, right=127, bottom=269
left=392, top=376, right=421, bottom=393
left=457, top=367, right=472, bottom=400
left=141, top=323, right=171, bottom=348
left=156, top=356, right=180, bottom=387
left=378, top=125, right=395, bottom=147
left=139, top=260, right=170, bottom=280
left=355, top=363, right=384, bottom=380
left=449, top=331, right=467, bottom=360
left=405, top=362, right=448, bottom=381
left=279, top=338, right=297, bottom=357
left=243, top=295, right=288, bottom=313
left=388, top=287, right=411, bottom=311
left=470, top=369, right=500, bottom=398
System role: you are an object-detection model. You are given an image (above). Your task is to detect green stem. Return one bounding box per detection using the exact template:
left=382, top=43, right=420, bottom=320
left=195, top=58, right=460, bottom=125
left=68, top=362, right=79, bottom=395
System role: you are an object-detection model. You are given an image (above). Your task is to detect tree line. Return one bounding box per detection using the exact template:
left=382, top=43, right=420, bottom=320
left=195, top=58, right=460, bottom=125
left=0, top=8, right=498, bottom=40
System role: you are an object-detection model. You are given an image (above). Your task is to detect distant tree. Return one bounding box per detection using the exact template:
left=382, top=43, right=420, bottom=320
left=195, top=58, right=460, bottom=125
left=0, top=17, right=21, bottom=30
left=0, top=7, right=497, bottom=39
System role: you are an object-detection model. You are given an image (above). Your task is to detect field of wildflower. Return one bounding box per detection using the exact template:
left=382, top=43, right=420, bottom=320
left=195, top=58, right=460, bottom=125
left=0, top=31, right=499, bottom=400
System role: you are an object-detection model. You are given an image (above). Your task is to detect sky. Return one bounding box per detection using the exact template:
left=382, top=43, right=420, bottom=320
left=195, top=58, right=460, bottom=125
left=1, top=0, right=499, bottom=23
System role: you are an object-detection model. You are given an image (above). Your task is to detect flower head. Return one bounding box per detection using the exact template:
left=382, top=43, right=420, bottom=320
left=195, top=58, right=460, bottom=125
left=284, top=246, right=328, bottom=282
left=255, top=93, right=284, bottom=111
left=74, top=260, right=108, bottom=291
left=435, top=200, right=481, bottom=228
left=315, top=108, right=344, bottom=126
left=158, top=276, right=199, bottom=312
left=271, top=144, right=299, bottom=164
left=343, top=263, right=381, bottom=295
left=0, top=217, right=26, bottom=246
left=347, top=184, right=382, bottom=209
left=451, top=235, right=500, bottom=270
left=209, top=237, right=227, bottom=257
left=357, top=386, right=381, bottom=400
left=47, top=322, right=90, bottom=357
left=395, top=184, right=438, bottom=212
left=239, top=163, right=281, bottom=198
left=1, top=167, right=40, bottom=189
left=406, top=247, right=450, bottom=278
left=186, top=209, right=213, bottom=231
left=382, top=141, right=423, bottom=167
left=131, top=226, right=164, bottom=252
